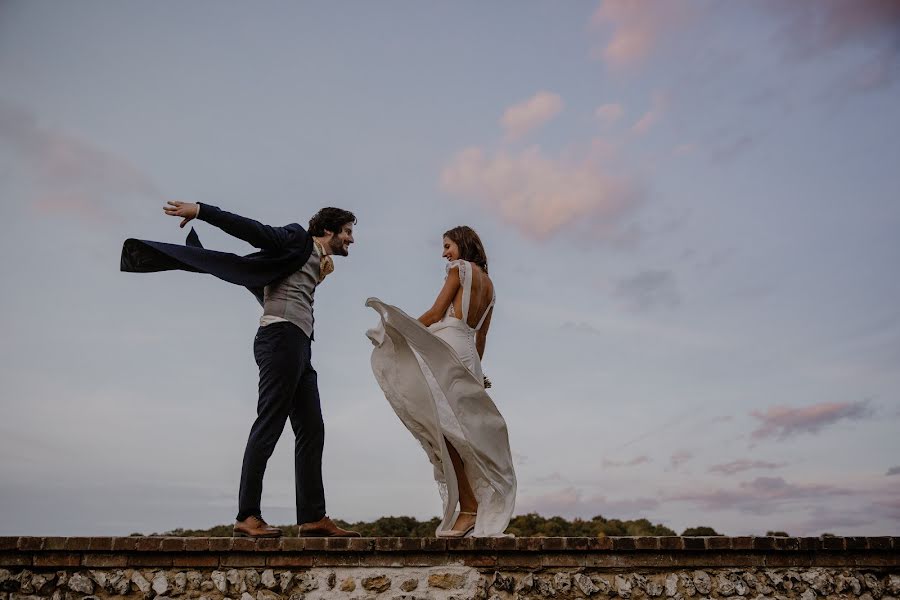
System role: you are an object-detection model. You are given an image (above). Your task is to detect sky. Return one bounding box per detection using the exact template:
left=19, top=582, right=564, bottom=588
left=1, top=1, right=899, bottom=537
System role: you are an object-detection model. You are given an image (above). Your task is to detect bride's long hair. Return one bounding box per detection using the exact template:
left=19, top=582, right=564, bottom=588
left=444, top=226, right=488, bottom=274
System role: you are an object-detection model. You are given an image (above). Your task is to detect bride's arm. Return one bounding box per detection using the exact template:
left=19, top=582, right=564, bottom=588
left=475, top=306, right=493, bottom=359
left=418, top=267, right=461, bottom=326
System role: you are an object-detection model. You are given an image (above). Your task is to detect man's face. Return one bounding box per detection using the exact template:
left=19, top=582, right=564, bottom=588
left=327, top=222, right=354, bottom=256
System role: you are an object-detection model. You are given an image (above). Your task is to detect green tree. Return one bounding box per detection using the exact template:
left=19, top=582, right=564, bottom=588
left=681, top=526, right=722, bottom=536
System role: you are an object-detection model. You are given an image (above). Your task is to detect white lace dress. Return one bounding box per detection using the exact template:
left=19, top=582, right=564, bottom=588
left=366, top=260, right=517, bottom=537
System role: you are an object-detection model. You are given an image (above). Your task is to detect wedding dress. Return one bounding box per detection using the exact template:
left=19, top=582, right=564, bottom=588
left=366, top=259, right=516, bottom=537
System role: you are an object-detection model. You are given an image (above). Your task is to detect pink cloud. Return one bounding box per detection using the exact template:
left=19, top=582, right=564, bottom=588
left=440, top=144, right=643, bottom=242
left=767, top=0, right=900, bottom=61
left=591, top=1, right=900, bottom=98
left=501, top=91, right=564, bottom=140
left=750, top=399, right=873, bottom=440
left=708, top=459, right=787, bottom=476
left=602, top=454, right=651, bottom=468
left=671, top=476, right=853, bottom=515
left=669, top=450, right=693, bottom=470
left=789, top=479, right=900, bottom=534
left=593, top=1, right=900, bottom=69
left=591, top=0, right=696, bottom=69
left=631, top=92, right=668, bottom=135
left=595, top=103, right=624, bottom=125
left=0, top=102, right=161, bottom=223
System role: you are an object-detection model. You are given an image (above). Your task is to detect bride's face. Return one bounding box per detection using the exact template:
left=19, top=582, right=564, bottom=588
left=442, top=237, right=460, bottom=261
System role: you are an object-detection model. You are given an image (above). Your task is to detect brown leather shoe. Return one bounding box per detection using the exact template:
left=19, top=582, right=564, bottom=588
left=233, top=515, right=282, bottom=538
left=297, top=516, right=361, bottom=537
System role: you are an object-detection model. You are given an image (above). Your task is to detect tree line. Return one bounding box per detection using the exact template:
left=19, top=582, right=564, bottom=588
left=145, top=514, right=737, bottom=537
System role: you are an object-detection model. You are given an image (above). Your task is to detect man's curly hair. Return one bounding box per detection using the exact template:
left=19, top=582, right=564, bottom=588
left=308, top=207, right=356, bottom=237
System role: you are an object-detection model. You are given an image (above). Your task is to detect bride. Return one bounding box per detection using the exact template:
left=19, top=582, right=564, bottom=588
left=366, top=226, right=516, bottom=537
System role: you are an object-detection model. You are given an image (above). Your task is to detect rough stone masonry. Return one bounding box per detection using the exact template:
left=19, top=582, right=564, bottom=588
left=0, top=536, right=897, bottom=600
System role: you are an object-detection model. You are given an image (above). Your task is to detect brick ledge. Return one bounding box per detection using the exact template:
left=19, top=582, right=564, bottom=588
left=1, top=536, right=898, bottom=553
left=2, top=536, right=897, bottom=570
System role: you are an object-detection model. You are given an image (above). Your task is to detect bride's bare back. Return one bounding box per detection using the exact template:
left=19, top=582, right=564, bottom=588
left=418, top=261, right=495, bottom=360
left=451, top=264, right=494, bottom=330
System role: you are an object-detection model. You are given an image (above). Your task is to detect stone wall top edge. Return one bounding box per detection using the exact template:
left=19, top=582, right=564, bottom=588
left=1, top=536, right=897, bottom=554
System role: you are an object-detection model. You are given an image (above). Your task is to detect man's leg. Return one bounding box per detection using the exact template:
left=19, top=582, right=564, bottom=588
left=237, top=323, right=302, bottom=521
left=289, top=338, right=361, bottom=537
left=288, top=335, right=326, bottom=524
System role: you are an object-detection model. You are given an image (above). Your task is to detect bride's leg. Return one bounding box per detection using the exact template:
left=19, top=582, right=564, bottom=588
left=444, top=436, right=478, bottom=531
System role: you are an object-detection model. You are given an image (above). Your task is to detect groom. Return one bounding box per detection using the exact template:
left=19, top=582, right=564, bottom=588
left=121, top=200, right=359, bottom=538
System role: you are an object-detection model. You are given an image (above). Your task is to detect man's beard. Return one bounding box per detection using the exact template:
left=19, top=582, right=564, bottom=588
left=329, top=236, right=348, bottom=256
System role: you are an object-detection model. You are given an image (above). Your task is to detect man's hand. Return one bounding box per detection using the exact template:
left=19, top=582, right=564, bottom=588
left=163, top=200, right=200, bottom=228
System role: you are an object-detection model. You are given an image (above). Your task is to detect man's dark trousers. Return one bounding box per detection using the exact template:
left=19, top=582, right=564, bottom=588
left=237, top=321, right=326, bottom=524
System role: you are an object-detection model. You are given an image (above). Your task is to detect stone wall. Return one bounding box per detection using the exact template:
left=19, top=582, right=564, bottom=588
left=1, top=537, right=897, bottom=600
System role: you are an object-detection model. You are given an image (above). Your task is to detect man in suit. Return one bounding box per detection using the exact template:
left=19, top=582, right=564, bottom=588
left=122, top=200, right=359, bottom=538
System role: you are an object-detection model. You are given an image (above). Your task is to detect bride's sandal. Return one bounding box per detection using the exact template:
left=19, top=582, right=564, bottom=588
left=436, top=511, right=477, bottom=538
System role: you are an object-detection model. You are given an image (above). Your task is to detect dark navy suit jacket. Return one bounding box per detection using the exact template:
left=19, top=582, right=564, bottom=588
left=120, top=204, right=313, bottom=305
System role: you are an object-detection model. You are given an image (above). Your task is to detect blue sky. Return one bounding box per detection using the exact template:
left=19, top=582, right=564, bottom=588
left=1, top=1, right=898, bottom=536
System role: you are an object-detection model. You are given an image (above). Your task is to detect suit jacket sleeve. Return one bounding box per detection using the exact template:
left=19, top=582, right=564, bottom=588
left=197, top=203, right=298, bottom=250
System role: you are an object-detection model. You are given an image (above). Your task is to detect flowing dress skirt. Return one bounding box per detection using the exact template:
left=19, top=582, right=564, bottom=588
left=366, top=298, right=516, bottom=537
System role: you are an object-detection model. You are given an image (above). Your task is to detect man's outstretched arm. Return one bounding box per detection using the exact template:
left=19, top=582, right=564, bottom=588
left=163, top=200, right=297, bottom=250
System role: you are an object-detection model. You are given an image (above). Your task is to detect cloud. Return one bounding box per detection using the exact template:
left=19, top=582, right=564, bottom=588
left=602, top=455, right=651, bottom=468
left=614, top=269, right=680, bottom=311
left=517, top=486, right=661, bottom=520
left=501, top=91, right=564, bottom=140
left=825, top=44, right=900, bottom=98
left=595, top=103, right=624, bottom=125
left=560, top=321, right=604, bottom=337
left=750, top=399, right=874, bottom=440
left=669, top=450, right=693, bottom=470
left=791, top=506, right=874, bottom=536
left=671, top=476, right=853, bottom=515
left=592, top=1, right=900, bottom=97
left=0, top=101, right=162, bottom=223
left=871, top=496, right=900, bottom=520
left=440, top=145, right=644, bottom=242
left=790, top=480, right=900, bottom=535
left=590, top=0, right=696, bottom=69
left=710, top=135, right=755, bottom=164
left=708, top=459, right=787, bottom=476
left=631, top=92, right=668, bottom=135
left=766, top=0, right=900, bottom=62
left=887, top=466, right=900, bottom=476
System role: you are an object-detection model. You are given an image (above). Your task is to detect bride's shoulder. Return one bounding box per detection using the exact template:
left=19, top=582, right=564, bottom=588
left=444, top=259, right=468, bottom=273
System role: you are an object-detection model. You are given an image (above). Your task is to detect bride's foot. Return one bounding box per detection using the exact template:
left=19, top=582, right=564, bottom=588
left=437, top=511, right=477, bottom=538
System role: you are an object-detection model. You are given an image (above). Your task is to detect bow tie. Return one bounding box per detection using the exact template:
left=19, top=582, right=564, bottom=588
left=314, top=241, right=334, bottom=283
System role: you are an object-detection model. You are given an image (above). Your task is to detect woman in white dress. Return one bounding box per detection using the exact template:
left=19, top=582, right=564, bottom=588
left=366, top=226, right=516, bottom=537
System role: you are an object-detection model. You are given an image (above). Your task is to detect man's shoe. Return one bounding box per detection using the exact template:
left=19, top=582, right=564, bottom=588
left=233, top=515, right=282, bottom=538
left=297, top=516, right=361, bottom=537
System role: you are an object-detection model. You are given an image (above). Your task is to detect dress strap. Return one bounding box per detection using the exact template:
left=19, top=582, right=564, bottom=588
left=459, top=261, right=472, bottom=322
left=475, top=290, right=495, bottom=331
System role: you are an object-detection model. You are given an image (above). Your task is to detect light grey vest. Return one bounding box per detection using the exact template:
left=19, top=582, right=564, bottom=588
left=261, top=250, right=320, bottom=338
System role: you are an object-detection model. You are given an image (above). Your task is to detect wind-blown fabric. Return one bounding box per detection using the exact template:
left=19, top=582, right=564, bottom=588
left=366, top=261, right=516, bottom=537
left=120, top=203, right=313, bottom=305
